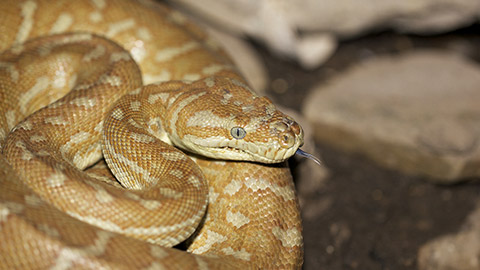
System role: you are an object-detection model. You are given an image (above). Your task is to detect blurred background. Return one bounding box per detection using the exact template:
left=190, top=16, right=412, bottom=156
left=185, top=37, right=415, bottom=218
left=166, top=1, right=480, bottom=269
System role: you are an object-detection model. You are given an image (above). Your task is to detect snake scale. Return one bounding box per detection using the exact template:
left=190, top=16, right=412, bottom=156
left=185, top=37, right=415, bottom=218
left=0, top=0, right=306, bottom=269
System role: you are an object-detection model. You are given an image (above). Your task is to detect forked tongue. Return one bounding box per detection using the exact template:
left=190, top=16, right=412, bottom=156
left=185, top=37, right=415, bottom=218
left=295, top=149, right=322, bottom=166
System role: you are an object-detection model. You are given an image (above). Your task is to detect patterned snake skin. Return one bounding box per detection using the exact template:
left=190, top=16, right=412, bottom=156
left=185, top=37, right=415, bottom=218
left=0, top=0, right=304, bottom=269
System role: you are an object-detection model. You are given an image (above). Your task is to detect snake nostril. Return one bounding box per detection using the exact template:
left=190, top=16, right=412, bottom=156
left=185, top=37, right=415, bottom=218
left=280, top=134, right=295, bottom=148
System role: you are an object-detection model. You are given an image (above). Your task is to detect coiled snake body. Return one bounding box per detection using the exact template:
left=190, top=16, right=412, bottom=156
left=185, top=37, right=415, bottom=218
left=0, top=0, right=304, bottom=269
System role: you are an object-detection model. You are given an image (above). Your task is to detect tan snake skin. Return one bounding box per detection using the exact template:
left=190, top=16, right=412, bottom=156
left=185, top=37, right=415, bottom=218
left=0, top=0, right=304, bottom=269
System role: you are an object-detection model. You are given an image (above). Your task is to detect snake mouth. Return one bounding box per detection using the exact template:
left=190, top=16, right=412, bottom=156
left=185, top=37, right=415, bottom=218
left=181, top=135, right=301, bottom=163
left=204, top=145, right=292, bottom=164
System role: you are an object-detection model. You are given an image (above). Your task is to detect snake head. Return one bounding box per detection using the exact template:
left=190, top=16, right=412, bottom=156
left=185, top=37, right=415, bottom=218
left=169, top=76, right=304, bottom=163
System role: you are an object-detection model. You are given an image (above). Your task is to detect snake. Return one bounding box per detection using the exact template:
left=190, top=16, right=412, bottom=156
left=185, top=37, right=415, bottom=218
left=0, top=0, right=307, bottom=269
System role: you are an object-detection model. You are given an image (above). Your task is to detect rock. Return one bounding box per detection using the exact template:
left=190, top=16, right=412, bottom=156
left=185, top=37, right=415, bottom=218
left=294, top=33, right=337, bottom=70
left=289, top=0, right=480, bottom=35
left=168, top=0, right=480, bottom=69
left=303, top=50, right=480, bottom=182
left=167, top=0, right=339, bottom=69
left=418, top=201, right=480, bottom=270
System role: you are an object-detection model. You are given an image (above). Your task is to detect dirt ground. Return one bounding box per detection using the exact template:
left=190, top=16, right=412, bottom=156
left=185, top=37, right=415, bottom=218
left=258, top=25, right=480, bottom=269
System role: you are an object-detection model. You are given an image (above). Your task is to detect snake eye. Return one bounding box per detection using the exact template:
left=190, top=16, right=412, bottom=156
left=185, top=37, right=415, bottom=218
left=230, top=127, right=246, bottom=139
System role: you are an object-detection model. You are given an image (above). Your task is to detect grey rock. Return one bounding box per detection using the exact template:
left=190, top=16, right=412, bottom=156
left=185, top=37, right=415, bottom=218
left=303, top=50, right=480, bottom=182
left=418, top=201, right=480, bottom=270
left=168, top=0, right=480, bottom=68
